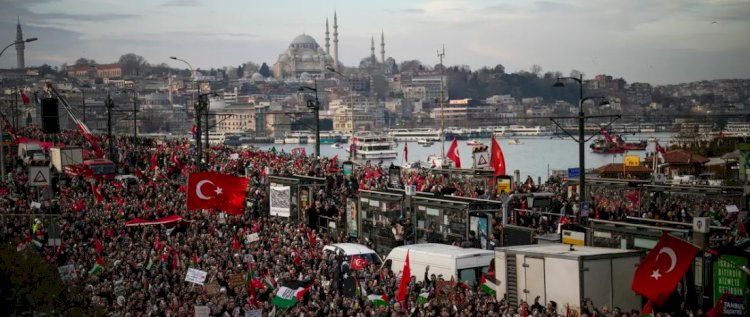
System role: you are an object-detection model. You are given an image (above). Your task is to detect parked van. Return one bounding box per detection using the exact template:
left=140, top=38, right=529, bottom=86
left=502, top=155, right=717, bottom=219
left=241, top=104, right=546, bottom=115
left=323, top=243, right=383, bottom=266
left=381, top=243, right=494, bottom=286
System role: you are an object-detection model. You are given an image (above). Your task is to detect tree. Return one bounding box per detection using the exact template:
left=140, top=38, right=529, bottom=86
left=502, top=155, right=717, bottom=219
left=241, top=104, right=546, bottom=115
left=530, top=64, right=542, bottom=77
left=399, top=60, right=424, bottom=74
left=74, top=58, right=96, bottom=66
left=118, top=53, right=147, bottom=76
left=258, top=62, right=272, bottom=78
left=493, top=64, right=505, bottom=75
left=0, top=245, right=100, bottom=316
left=243, top=61, right=260, bottom=76
left=237, top=64, right=244, bottom=78
left=569, top=69, right=584, bottom=79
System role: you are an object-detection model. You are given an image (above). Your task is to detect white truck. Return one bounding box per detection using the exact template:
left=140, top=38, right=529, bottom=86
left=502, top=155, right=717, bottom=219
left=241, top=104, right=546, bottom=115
left=495, top=244, right=642, bottom=316
left=382, top=243, right=495, bottom=287
left=17, top=142, right=42, bottom=159
left=49, top=147, right=83, bottom=173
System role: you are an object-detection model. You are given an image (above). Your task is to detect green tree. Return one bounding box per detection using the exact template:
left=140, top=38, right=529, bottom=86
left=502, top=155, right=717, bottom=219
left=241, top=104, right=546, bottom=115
left=74, top=58, right=96, bottom=66
left=258, top=62, right=272, bottom=77
left=0, top=244, right=99, bottom=315
left=118, top=53, right=148, bottom=76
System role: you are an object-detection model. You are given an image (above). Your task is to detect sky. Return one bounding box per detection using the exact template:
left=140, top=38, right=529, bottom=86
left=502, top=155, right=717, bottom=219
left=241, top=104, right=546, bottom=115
left=1, top=0, right=749, bottom=85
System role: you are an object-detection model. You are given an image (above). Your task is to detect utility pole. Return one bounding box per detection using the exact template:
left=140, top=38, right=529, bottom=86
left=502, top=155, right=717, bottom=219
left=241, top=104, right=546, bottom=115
left=438, top=46, right=446, bottom=162
left=298, top=81, right=321, bottom=158
left=106, top=94, right=114, bottom=162
left=81, top=90, right=86, bottom=124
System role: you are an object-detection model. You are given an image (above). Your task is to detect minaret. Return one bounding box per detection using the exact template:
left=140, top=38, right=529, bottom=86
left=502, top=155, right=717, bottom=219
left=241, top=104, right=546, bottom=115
left=370, top=35, right=375, bottom=59
left=324, top=18, right=330, bottom=55
left=333, top=11, right=339, bottom=67
left=15, top=17, right=25, bottom=69
left=380, top=31, right=385, bottom=63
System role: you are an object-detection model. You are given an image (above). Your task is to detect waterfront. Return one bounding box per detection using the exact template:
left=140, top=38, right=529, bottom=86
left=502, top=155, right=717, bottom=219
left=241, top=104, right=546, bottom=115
left=258, top=132, right=673, bottom=180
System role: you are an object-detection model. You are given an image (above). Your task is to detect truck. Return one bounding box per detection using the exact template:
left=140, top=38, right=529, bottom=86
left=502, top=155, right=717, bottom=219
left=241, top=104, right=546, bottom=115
left=382, top=243, right=495, bottom=287
left=64, top=158, right=117, bottom=180
left=495, top=244, right=642, bottom=316
left=49, top=147, right=83, bottom=173
left=17, top=142, right=42, bottom=160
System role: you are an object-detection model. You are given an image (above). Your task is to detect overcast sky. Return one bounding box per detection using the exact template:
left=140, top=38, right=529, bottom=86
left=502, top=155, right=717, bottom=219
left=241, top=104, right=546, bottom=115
left=1, top=0, right=748, bottom=85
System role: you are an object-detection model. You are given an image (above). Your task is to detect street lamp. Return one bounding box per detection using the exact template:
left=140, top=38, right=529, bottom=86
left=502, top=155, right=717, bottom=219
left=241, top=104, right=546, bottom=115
left=298, top=81, right=321, bottom=158
left=0, top=37, right=37, bottom=181
left=552, top=75, right=619, bottom=207
left=0, top=38, right=37, bottom=58
left=121, top=88, right=138, bottom=142
left=170, top=56, right=205, bottom=147
left=326, top=65, right=355, bottom=159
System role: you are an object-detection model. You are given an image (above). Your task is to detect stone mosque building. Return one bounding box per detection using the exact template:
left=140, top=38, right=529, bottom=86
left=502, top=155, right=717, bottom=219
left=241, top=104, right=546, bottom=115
left=272, top=12, right=341, bottom=79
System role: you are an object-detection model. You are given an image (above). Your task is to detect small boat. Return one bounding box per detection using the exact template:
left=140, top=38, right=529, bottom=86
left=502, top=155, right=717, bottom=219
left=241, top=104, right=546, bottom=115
left=331, top=143, right=343, bottom=148
left=508, top=139, right=523, bottom=145
left=647, top=137, right=657, bottom=142
left=417, top=138, right=434, bottom=146
left=466, top=140, right=484, bottom=146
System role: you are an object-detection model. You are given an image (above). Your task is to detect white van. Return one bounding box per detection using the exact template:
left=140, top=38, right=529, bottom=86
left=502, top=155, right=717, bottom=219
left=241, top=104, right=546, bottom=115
left=381, top=243, right=494, bottom=286
left=323, top=243, right=383, bottom=266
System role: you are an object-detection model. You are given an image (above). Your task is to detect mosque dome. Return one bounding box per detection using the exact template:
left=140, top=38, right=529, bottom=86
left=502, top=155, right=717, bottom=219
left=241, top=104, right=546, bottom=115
left=250, top=72, right=264, bottom=82
left=290, top=34, right=319, bottom=49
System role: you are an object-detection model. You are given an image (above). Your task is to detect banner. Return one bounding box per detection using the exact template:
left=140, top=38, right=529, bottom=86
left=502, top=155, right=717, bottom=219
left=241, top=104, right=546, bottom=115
left=270, top=186, right=291, bottom=217
left=184, top=268, right=208, bottom=285
left=246, top=233, right=260, bottom=243
left=713, top=255, right=748, bottom=316
left=245, top=309, right=262, bottom=317
left=125, top=215, right=183, bottom=227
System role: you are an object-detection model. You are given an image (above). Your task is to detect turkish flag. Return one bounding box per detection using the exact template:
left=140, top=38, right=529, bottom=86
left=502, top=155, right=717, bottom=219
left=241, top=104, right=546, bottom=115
left=351, top=255, right=368, bottom=271
left=94, top=237, right=103, bottom=254
left=20, top=92, right=30, bottom=105
left=91, top=183, right=103, bottom=205
left=396, top=251, right=411, bottom=303
left=187, top=172, right=249, bottom=215
left=631, top=233, right=699, bottom=306
left=447, top=138, right=461, bottom=168
left=490, top=136, right=506, bottom=176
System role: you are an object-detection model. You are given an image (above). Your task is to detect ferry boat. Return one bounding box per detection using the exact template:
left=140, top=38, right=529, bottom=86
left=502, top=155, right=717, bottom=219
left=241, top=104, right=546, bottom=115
left=319, top=131, right=349, bottom=144
left=499, top=125, right=552, bottom=137
left=388, top=128, right=442, bottom=142
left=466, top=140, right=484, bottom=146
left=724, top=121, right=750, bottom=138
left=284, top=132, right=309, bottom=144
left=350, top=132, right=398, bottom=160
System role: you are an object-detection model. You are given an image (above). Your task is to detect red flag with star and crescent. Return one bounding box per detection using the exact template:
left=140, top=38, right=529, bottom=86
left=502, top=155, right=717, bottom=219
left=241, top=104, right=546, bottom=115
left=490, top=136, right=506, bottom=176
left=631, top=233, right=699, bottom=306
left=186, top=172, right=249, bottom=215
left=447, top=138, right=461, bottom=168
left=351, top=255, right=368, bottom=271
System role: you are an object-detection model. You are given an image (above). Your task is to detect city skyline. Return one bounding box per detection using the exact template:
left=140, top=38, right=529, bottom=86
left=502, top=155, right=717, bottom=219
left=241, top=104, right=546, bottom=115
left=1, top=0, right=749, bottom=85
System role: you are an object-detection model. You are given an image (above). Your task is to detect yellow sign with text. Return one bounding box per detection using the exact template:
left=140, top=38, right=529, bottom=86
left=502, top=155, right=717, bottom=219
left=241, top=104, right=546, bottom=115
left=624, top=155, right=640, bottom=167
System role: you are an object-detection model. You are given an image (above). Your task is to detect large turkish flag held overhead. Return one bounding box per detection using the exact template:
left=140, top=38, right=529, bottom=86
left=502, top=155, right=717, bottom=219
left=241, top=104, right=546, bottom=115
left=631, top=233, right=699, bottom=306
left=187, top=172, right=249, bottom=215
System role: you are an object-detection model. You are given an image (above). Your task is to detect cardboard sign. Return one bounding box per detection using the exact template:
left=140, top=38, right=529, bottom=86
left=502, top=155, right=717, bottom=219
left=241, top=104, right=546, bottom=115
left=246, top=233, right=260, bottom=243
left=184, top=268, right=208, bottom=285
left=205, top=280, right=220, bottom=296
left=194, top=306, right=210, bottom=317
left=228, top=273, right=245, bottom=290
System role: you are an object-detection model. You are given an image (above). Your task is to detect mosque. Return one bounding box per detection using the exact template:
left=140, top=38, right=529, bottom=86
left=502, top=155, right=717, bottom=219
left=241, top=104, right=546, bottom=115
left=272, top=12, right=388, bottom=80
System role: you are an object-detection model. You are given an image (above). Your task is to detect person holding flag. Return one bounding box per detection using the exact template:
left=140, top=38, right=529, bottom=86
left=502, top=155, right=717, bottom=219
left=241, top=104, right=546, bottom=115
left=631, top=233, right=699, bottom=307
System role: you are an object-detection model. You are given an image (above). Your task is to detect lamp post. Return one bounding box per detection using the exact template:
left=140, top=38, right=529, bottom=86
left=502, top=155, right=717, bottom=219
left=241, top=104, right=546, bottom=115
left=170, top=56, right=204, bottom=147
left=552, top=75, right=614, bottom=204
left=326, top=65, right=355, bottom=159
left=121, top=88, right=138, bottom=142
left=298, top=81, right=321, bottom=158
left=105, top=93, right=115, bottom=161
left=0, top=37, right=36, bottom=181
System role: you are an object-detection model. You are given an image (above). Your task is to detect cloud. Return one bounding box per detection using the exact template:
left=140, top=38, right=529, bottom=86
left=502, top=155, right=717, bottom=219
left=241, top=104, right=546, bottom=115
left=33, top=12, right=137, bottom=22
left=162, top=0, right=202, bottom=7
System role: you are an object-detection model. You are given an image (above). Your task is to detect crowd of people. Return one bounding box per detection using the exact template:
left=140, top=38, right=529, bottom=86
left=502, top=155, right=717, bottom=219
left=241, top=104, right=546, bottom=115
left=0, top=125, right=742, bottom=316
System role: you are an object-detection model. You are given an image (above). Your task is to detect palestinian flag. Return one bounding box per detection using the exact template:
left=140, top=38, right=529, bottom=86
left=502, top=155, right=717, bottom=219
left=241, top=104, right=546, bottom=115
left=479, top=275, right=497, bottom=296
left=368, top=294, right=389, bottom=307
left=417, top=292, right=430, bottom=304
left=90, top=257, right=105, bottom=275
left=272, top=285, right=311, bottom=308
